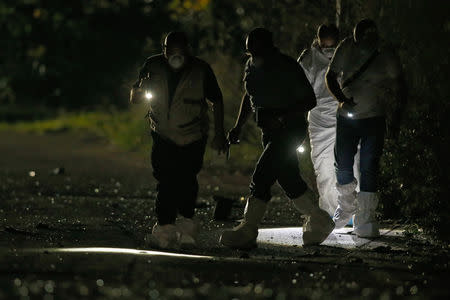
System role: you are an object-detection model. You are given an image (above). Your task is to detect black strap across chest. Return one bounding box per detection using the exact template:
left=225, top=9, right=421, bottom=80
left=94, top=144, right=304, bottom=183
left=342, top=50, right=380, bottom=88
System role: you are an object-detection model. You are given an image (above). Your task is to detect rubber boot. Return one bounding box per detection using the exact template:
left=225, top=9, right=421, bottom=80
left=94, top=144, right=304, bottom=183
left=353, top=192, right=380, bottom=238
left=219, top=197, right=267, bottom=249
left=145, top=223, right=180, bottom=249
left=333, top=179, right=358, bottom=229
left=292, top=189, right=335, bottom=246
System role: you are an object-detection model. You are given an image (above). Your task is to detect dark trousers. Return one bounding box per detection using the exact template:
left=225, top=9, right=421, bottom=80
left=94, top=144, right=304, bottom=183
left=250, top=127, right=308, bottom=202
left=151, top=132, right=207, bottom=225
left=334, top=115, right=385, bottom=192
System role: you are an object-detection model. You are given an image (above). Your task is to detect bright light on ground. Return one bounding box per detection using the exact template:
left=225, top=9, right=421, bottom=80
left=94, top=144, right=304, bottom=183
left=347, top=112, right=354, bottom=118
left=24, top=247, right=213, bottom=259
left=297, top=145, right=305, bottom=153
left=145, top=91, right=153, bottom=100
left=257, top=227, right=404, bottom=249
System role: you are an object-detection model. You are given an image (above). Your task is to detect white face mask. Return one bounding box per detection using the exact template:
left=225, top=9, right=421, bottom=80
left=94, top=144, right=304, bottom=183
left=168, top=54, right=185, bottom=70
left=321, top=47, right=335, bottom=59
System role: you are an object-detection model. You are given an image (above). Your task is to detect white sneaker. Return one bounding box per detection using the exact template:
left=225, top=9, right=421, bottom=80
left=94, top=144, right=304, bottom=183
left=145, top=223, right=180, bottom=249
left=176, top=217, right=199, bottom=247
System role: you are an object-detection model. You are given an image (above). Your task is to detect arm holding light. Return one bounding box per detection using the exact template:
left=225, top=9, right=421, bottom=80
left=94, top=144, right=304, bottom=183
left=130, top=60, right=151, bottom=104
left=325, top=69, right=356, bottom=112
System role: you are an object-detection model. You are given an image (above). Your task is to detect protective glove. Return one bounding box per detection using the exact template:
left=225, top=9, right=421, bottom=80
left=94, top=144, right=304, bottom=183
left=227, top=127, right=241, bottom=145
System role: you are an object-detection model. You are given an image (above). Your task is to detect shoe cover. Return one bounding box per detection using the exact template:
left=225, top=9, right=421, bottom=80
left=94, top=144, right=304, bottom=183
left=302, top=209, right=335, bottom=246
left=292, top=190, right=335, bottom=246
left=176, top=217, right=199, bottom=247
left=353, top=192, right=380, bottom=237
left=220, top=197, right=266, bottom=249
left=333, top=179, right=357, bottom=229
left=145, top=223, right=180, bottom=249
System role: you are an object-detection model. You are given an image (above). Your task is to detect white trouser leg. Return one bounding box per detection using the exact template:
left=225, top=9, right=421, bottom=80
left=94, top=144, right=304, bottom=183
left=309, top=118, right=361, bottom=217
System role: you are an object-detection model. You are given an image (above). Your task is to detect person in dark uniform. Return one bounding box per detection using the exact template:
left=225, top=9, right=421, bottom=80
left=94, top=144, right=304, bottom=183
left=220, top=28, right=335, bottom=249
left=130, top=31, right=228, bottom=249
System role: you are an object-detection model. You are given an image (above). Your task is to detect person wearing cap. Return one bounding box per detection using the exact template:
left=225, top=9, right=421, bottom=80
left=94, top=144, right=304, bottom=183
left=325, top=19, right=406, bottom=237
left=298, top=24, right=361, bottom=218
left=130, top=31, right=228, bottom=249
left=219, top=28, right=335, bottom=249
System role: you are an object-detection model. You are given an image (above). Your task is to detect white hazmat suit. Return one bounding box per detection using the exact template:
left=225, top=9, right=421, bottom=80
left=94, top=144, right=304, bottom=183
left=298, top=43, right=360, bottom=216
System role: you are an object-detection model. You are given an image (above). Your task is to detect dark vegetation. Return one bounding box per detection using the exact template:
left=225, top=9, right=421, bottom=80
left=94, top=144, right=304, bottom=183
left=1, top=0, right=449, bottom=239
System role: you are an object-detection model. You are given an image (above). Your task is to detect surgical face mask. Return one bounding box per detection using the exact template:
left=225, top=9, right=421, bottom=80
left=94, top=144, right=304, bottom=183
left=321, top=47, right=335, bottom=59
left=168, top=54, right=185, bottom=70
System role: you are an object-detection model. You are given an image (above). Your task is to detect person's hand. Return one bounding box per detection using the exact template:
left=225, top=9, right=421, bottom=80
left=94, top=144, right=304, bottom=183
left=340, top=97, right=357, bottom=114
left=227, top=127, right=241, bottom=145
left=211, top=131, right=228, bottom=155
left=343, top=96, right=356, bottom=107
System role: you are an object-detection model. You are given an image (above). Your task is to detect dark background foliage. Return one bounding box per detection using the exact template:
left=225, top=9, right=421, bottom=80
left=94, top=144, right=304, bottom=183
left=1, top=0, right=448, bottom=239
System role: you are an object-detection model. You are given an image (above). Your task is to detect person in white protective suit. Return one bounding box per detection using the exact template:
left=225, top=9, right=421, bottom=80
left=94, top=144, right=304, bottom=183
left=325, top=19, right=406, bottom=237
left=298, top=24, right=360, bottom=217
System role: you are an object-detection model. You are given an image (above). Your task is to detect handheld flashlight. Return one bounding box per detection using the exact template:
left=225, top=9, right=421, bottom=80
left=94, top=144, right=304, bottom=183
left=297, top=145, right=305, bottom=153
left=145, top=91, right=153, bottom=100
left=347, top=112, right=354, bottom=118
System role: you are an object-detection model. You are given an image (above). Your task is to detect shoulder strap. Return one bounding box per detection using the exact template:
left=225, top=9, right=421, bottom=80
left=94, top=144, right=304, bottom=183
left=342, top=49, right=380, bottom=88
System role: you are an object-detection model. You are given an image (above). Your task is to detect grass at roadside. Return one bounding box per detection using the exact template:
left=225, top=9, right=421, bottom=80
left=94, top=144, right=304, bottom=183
left=0, top=108, right=262, bottom=173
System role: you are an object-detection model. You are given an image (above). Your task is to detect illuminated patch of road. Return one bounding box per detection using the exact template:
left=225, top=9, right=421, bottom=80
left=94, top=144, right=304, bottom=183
left=23, top=247, right=214, bottom=259
left=257, top=227, right=405, bottom=250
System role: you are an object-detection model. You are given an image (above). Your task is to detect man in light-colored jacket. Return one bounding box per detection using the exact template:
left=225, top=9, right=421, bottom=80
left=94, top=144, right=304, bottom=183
left=130, top=31, right=228, bottom=248
left=325, top=19, right=406, bottom=237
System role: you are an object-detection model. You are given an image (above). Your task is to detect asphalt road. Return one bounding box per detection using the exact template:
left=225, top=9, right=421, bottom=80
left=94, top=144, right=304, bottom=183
left=0, top=131, right=449, bottom=299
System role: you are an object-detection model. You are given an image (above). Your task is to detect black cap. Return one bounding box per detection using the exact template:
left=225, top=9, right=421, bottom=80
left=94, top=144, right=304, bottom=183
left=247, top=27, right=273, bottom=48
left=317, top=24, right=339, bottom=41
left=354, top=19, right=378, bottom=42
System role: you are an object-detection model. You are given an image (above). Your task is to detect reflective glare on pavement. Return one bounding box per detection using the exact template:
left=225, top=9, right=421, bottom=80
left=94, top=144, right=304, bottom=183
left=23, top=247, right=214, bottom=259
left=257, top=227, right=405, bottom=250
